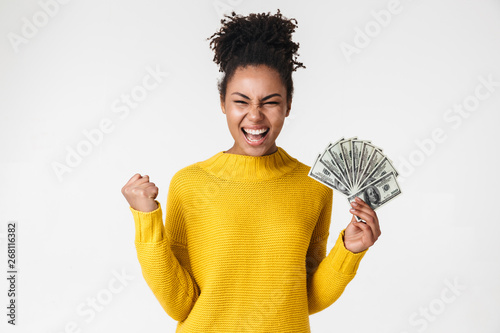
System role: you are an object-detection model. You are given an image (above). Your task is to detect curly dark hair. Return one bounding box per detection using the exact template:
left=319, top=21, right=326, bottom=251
left=206, top=9, right=306, bottom=106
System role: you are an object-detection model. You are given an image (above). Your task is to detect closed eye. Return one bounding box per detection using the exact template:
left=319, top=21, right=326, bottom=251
left=234, top=101, right=278, bottom=104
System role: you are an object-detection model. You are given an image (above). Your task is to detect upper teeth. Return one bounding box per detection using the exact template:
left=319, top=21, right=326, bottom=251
left=244, top=128, right=268, bottom=134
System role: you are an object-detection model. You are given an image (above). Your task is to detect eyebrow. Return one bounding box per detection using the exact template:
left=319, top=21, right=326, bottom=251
left=231, top=92, right=282, bottom=101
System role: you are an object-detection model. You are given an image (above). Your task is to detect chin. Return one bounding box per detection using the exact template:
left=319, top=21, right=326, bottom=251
left=246, top=144, right=276, bottom=156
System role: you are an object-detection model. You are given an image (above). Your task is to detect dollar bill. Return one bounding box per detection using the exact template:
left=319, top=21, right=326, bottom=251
left=309, top=137, right=402, bottom=223
left=309, top=153, right=351, bottom=196
left=355, top=142, right=373, bottom=187
left=327, top=139, right=351, bottom=188
left=356, top=145, right=385, bottom=192
left=340, top=139, right=354, bottom=188
left=318, top=139, right=352, bottom=191
left=347, top=171, right=402, bottom=212
left=358, top=156, right=399, bottom=189
left=352, top=139, right=369, bottom=187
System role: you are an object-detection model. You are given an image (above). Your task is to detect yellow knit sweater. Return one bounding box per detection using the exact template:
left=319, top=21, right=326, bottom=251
left=129, top=146, right=367, bottom=332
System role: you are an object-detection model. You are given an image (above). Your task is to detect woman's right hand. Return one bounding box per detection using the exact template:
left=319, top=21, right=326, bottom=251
left=121, top=173, right=159, bottom=212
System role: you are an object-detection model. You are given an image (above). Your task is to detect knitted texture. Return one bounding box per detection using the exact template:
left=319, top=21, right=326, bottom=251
left=129, top=146, right=367, bottom=332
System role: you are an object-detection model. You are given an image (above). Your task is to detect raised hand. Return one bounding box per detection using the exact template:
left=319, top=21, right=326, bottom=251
left=343, top=196, right=381, bottom=253
left=121, top=173, right=159, bottom=212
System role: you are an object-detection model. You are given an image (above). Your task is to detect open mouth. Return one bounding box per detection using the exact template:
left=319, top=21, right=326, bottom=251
left=241, top=127, right=270, bottom=144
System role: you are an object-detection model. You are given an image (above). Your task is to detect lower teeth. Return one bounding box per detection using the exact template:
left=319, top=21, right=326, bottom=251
left=245, top=131, right=267, bottom=142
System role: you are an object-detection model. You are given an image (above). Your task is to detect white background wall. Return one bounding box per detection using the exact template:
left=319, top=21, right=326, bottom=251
left=1, top=0, right=499, bottom=332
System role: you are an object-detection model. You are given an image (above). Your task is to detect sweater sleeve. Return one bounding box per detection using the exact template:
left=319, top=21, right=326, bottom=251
left=129, top=180, right=200, bottom=322
left=306, top=190, right=367, bottom=315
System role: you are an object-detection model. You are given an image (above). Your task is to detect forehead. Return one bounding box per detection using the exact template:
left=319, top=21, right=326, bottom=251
left=227, top=65, right=285, bottom=93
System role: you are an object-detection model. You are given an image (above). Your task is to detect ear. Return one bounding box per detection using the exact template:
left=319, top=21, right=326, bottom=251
left=220, top=94, right=226, bottom=114
left=285, top=99, right=292, bottom=117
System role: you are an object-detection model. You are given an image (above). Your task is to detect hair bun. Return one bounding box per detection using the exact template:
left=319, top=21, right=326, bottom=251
left=207, top=9, right=305, bottom=73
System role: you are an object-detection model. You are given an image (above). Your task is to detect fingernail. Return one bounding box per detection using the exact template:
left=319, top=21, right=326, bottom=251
left=350, top=208, right=356, bottom=212
left=351, top=202, right=358, bottom=207
left=355, top=196, right=362, bottom=202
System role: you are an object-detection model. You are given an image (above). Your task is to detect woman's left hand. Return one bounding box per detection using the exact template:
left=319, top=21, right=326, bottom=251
left=343, top=196, right=381, bottom=253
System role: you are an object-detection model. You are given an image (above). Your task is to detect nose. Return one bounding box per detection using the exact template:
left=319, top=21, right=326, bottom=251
left=247, top=103, right=265, bottom=121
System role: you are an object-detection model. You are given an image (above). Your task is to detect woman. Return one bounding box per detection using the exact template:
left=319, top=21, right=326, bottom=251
left=121, top=9, right=381, bottom=332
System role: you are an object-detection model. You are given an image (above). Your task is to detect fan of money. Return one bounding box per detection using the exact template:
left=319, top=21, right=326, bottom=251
left=308, top=137, right=402, bottom=222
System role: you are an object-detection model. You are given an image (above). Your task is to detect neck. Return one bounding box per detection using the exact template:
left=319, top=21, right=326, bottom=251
left=224, top=143, right=278, bottom=157
left=197, top=146, right=299, bottom=181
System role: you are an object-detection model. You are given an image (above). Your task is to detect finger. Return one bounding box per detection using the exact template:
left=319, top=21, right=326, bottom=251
left=350, top=204, right=376, bottom=225
left=353, top=196, right=372, bottom=210
left=349, top=216, right=373, bottom=239
left=135, top=175, right=151, bottom=185
left=363, top=212, right=380, bottom=239
left=139, top=183, right=158, bottom=195
left=349, top=208, right=380, bottom=240
left=124, top=173, right=142, bottom=186
left=139, top=181, right=156, bottom=188
left=141, top=181, right=158, bottom=191
left=349, top=215, right=366, bottom=229
left=349, top=207, right=373, bottom=225
left=354, top=201, right=381, bottom=237
left=350, top=199, right=379, bottom=224
left=132, top=185, right=158, bottom=199
left=147, top=187, right=158, bottom=199
left=354, top=196, right=366, bottom=205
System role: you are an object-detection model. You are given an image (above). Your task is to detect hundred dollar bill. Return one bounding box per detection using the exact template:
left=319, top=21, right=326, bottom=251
left=327, top=139, right=351, bottom=188
left=310, top=137, right=401, bottom=222
left=338, top=137, right=357, bottom=188
left=352, top=139, right=369, bottom=187
left=340, top=140, right=353, bottom=188
left=317, top=140, right=340, bottom=172
left=355, top=142, right=373, bottom=187
left=356, top=145, right=384, bottom=191
left=318, top=139, right=352, bottom=191
left=308, top=153, right=351, bottom=196
left=351, top=140, right=360, bottom=188
left=347, top=172, right=402, bottom=221
left=358, top=156, right=399, bottom=189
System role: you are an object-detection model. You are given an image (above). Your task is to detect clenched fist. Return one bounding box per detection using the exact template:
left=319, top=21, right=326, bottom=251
left=121, top=173, right=159, bottom=212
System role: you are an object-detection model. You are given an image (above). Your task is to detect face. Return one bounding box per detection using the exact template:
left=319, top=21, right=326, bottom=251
left=334, top=179, right=349, bottom=195
left=366, top=187, right=379, bottom=204
left=220, top=64, right=291, bottom=157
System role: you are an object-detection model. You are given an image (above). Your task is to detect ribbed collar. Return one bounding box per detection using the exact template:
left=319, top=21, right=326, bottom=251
left=197, top=146, right=299, bottom=181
